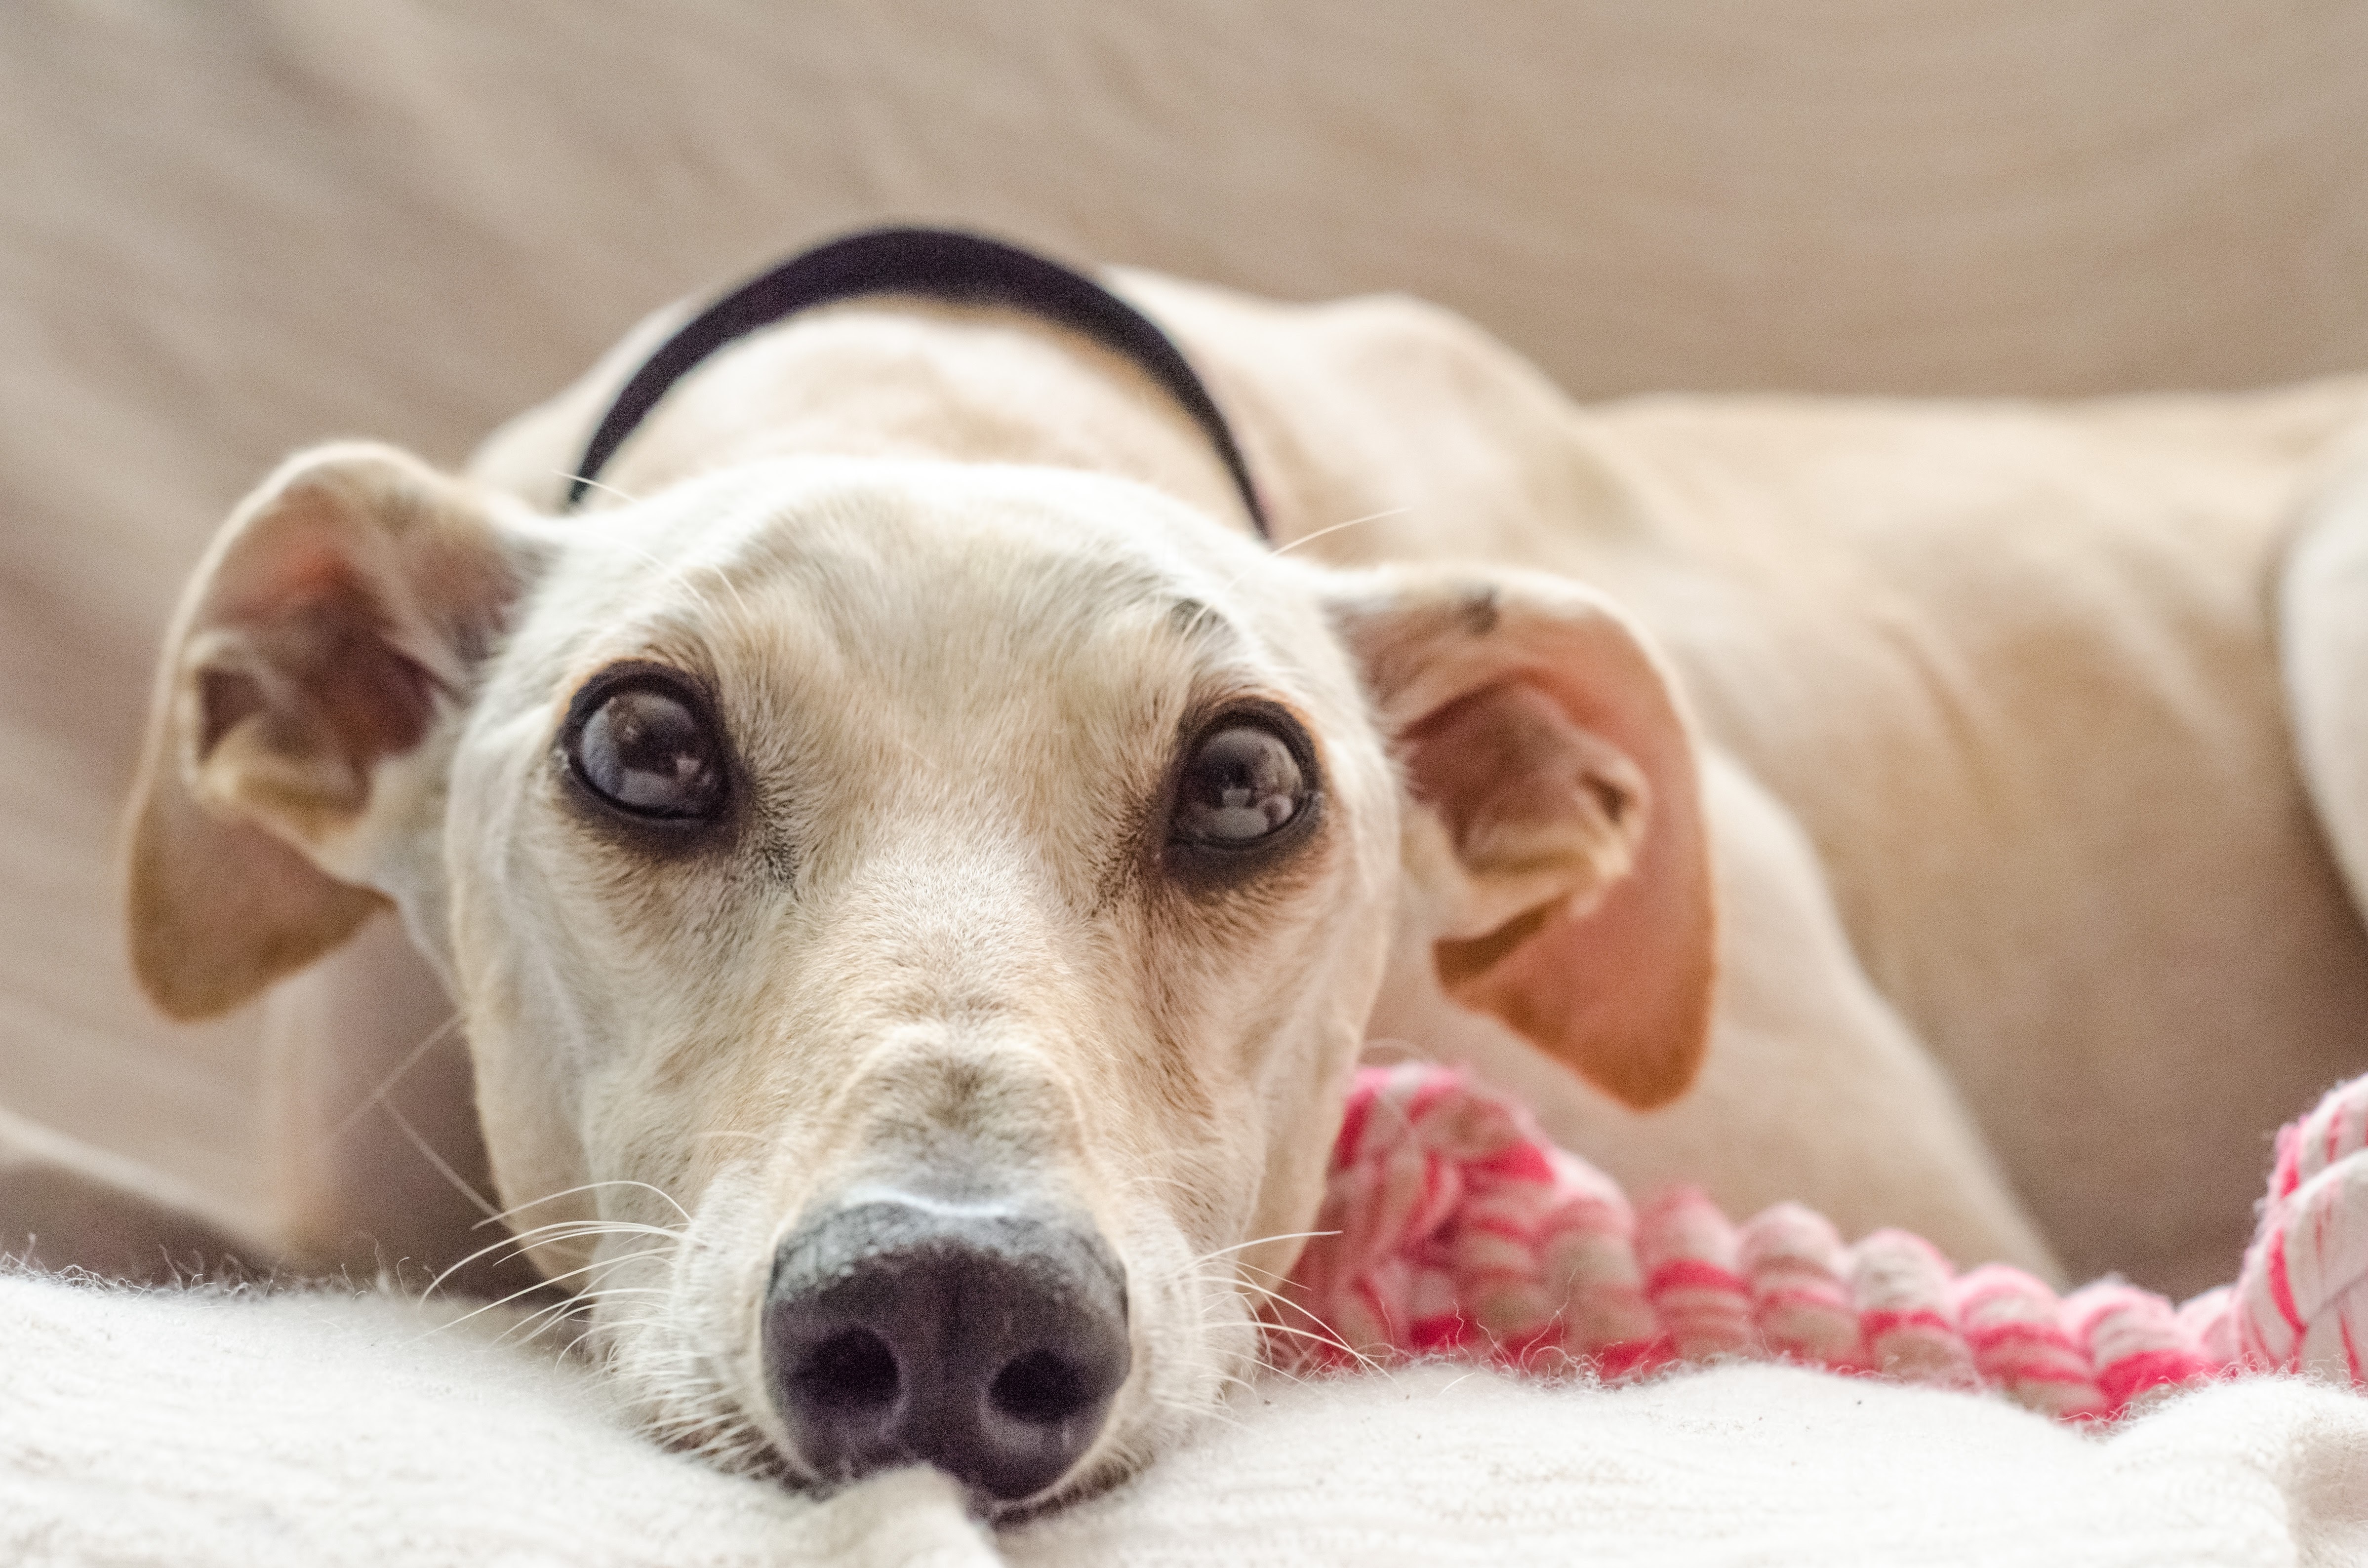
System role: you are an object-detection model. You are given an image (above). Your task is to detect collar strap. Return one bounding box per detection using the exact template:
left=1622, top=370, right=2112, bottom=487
left=566, top=226, right=1270, bottom=539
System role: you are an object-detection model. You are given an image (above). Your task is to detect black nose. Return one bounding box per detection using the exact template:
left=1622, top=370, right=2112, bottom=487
left=763, top=1197, right=1130, bottom=1501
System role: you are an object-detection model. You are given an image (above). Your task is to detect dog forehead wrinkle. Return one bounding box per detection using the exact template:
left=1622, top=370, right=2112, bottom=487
left=732, top=458, right=1252, bottom=617
left=688, top=545, right=1184, bottom=741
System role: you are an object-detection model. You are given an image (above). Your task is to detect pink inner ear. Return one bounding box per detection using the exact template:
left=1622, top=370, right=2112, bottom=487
left=201, top=508, right=441, bottom=797
left=1409, top=669, right=1717, bottom=1112
left=222, top=532, right=349, bottom=622
left=1405, top=682, right=1628, bottom=869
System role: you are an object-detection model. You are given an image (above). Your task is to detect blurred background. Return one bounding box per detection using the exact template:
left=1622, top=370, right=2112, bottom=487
left=4, top=0, right=2366, bottom=1229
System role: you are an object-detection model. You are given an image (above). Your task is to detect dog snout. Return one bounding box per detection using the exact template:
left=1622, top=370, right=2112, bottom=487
left=763, top=1196, right=1130, bottom=1502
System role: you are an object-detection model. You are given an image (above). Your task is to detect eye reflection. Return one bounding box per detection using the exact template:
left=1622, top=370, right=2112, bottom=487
left=568, top=681, right=725, bottom=820
left=1173, top=723, right=1308, bottom=846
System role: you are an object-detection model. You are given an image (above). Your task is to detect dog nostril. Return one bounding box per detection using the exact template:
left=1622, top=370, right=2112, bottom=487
left=794, top=1328, right=901, bottom=1411
left=988, top=1348, right=1092, bottom=1425
left=766, top=1200, right=1130, bottom=1500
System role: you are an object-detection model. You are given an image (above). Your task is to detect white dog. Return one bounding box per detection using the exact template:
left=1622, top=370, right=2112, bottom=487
left=35, top=228, right=2368, bottom=1509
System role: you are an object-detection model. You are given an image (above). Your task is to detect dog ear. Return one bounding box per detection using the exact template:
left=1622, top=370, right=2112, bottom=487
left=1329, top=567, right=1716, bottom=1109
left=123, top=442, right=542, bottom=1019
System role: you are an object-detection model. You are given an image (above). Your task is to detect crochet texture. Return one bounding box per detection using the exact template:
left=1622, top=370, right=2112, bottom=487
left=1282, top=1063, right=2368, bottom=1419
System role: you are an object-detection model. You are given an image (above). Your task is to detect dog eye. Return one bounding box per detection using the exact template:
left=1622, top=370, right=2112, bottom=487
left=567, top=681, right=725, bottom=820
left=1173, top=722, right=1309, bottom=847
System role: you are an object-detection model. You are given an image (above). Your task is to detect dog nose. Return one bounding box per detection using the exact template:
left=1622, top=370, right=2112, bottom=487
left=763, top=1197, right=1130, bottom=1501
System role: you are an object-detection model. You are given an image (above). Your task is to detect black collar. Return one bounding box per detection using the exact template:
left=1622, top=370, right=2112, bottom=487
left=567, top=226, right=1270, bottom=539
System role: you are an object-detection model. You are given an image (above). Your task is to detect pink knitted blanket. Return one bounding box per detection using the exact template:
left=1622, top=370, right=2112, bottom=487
left=1281, top=1063, right=2368, bottom=1419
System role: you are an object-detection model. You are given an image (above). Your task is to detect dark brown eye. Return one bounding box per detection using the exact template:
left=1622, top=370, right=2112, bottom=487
left=1173, top=722, right=1309, bottom=847
left=566, top=680, right=725, bottom=820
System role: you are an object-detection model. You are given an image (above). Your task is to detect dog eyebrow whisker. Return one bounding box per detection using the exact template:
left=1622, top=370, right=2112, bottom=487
left=1218, top=506, right=1410, bottom=593
left=552, top=470, right=643, bottom=508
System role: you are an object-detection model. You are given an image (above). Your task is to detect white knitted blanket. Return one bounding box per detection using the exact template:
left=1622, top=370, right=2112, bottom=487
left=6, top=1273, right=2366, bottom=1567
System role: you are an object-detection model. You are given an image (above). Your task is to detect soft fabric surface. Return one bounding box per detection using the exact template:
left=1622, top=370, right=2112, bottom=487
left=7, top=1272, right=2368, bottom=1567
left=0, top=1279, right=990, bottom=1568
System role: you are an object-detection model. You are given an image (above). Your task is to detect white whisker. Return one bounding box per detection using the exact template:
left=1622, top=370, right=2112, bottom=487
left=1221, top=506, right=1410, bottom=590
left=1182, top=1230, right=1338, bottom=1268
left=554, top=470, right=642, bottom=507
left=478, top=1178, right=691, bottom=1230
left=412, top=1245, right=674, bottom=1343
left=424, top=1217, right=680, bottom=1299
left=499, top=1218, right=687, bottom=1246
left=333, top=1012, right=462, bottom=1139
left=381, top=1096, right=500, bottom=1220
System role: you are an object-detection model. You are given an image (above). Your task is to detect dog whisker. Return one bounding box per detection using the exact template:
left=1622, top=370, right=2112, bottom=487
left=331, top=1011, right=463, bottom=1140
left=478, top=1178, right=692, bottom=1230
left=1217, top=1254, right=1303, bottom=1285
left=494, top=1293, right=596, bottom=1348
left=497, top=1271, right=675, bottom=1350
left=1184, top=1276, right=1355, bottom=1358
left=1219, top=506, right=1410, bottom=591
left=1170, top=1260, right=1376, bottom=1371
left=417, top=1245, right=676, bottom=1340
left=553, top=470, right=642, bottom=507
left=497, top=1218, right=688, bottom=1246
left=1241, top=1318, right=1377, bottom=1361
left=380, top=1096, right=500, bottom=1220
left=422, top=1217, right=682, bottom=1298
left=1175, top=1259, right=1313, bottom=1300
left=1179, top=1229, right=1338, bottom=1268
left=1176, top=1265, right=1316, bottom=1315
left=1171, top=1246, right=1337, bottom=1329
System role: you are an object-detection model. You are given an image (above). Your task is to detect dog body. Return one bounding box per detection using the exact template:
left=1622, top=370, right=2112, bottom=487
left=450, top=271, right=2368, bottom=1295
left=71, top=254, right=2368, bottom=1504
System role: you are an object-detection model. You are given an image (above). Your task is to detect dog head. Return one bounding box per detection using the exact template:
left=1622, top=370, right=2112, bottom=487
left=124, top=439, right=1713, bottom=1508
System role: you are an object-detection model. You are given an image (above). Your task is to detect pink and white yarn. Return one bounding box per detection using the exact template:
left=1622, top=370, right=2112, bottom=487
left=1279, top=1063, right=2368, bottom=1420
